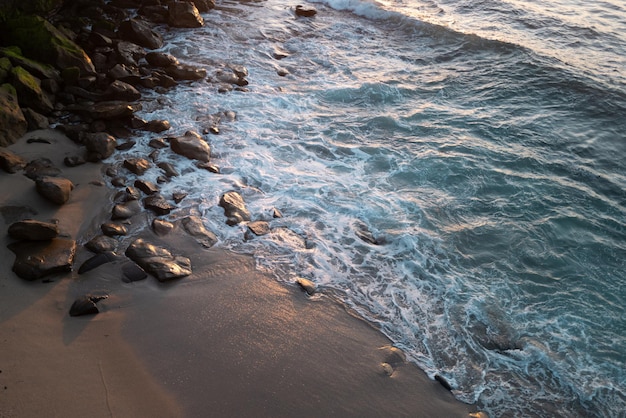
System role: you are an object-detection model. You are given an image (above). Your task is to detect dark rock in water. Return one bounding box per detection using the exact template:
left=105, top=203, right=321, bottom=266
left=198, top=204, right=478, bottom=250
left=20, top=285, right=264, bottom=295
left=295, top=5, right=317, bottom=17
left=354, top=222, right=380, bottom=245
left=116, top=41, right=146, bottom=67
left=157, top=161, right=179, bottom=178
left=115, top=140, right=136, bottom=151
left=112, top=199, right=141, bottom=219
left=125, top=238, right=192, bottom=281
left=296, top=277, right=316, bottom=295
left=124, top=186, right=142, bottom=201
left=219, top=191, right=251, bottom=225
left=168, top=1, right=204, bottom=28
left=134, top=179, right=159, bottom=195
left=123, top=157, right=151, bottom=175
left=145, top=52, right=179, bottom=68
left=101, top=222, right=128, bottom=236
left=152, top=218, right=174, bottom=235
left=78, top=251, right=117, bottom=274
left=196, top=162, right=220, bottom=173
left=165, top=64, right=207, bottom=81
left=434, top=374, right=453, bottom=391
left=118, top=18, right=164, bottom=50
left=0, top=148, right=27, bottom=173
left=36, top=176, right=74, bottom=205
left=144, top=119, right=170, bottom=133
left=0, top=84, right=27, bottom=147
left=122, top=261, right=148, bottom=282
left=272, top=208, right=283, bottom=218
left=24, top=158, right=61, bottom=180
left=191, top=0, right=215, bottom=13
left=105, top=79, right=141, bottom=101
left=245, top=221, right=270, bottom=240
left=83, top=132, right=117, bottom=162
left=85, top=235, right=118, bottom=253
left=8, top=238, right=76, bottom=280
left=148, top=138, right=168, bottom=149
left=143, top=194, right=175, bottom=215
left=66, top=101, right=141, bottom=120
left=8, top=219, right=59, bottom=240
left=181, top=216, right=217, bottom=247
left=108, top=63, right=138, bottom=80
left=172, top=191, right=187, bottom=203
left=170, top=130, right=210, bottom=162
left=111, top=177, right=126, bottom=187
left=64, top=155, right=86, bottom=167
left=69, top=295, right=108, bottom=317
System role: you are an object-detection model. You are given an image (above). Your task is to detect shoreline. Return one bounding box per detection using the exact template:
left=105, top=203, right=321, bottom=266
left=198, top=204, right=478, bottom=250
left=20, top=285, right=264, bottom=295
left=0, top=129, right=477, bottom=416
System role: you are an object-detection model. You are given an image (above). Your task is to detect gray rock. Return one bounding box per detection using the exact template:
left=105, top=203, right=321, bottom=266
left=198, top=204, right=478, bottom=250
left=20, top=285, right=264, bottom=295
left=219, top=191, right=251, bottom=225
left=0, top=148, right=27, bottom=173
left=8, top=238, right=77, bottom=280
left=134, top=179, right=159, bottom=195
left=125, top=238, right=192, bottom=281
left=170, top=130, right=210, bottom=162
left=8, top=219, right=59, bottom=240
left=118, top=18, right=164, bottom=50
left=35, top=176, right=74, bottom=205
left=181, top=215, right=217, bottom=247
left=168, top=1, right=204, bottom=28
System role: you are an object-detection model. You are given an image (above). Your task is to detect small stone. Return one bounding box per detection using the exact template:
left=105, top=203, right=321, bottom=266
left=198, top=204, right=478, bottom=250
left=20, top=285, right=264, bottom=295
left=134, top=179, right=159, bottom=195
left=112, top=200, right=141, bottom=219
left=85, top=235, right=118, bottom=253
left=247, top=221, right=270, bottom=236
left=144, top=119, right=170, bottom=133
left=143, top=194, right=175, bottom=215
left=219, top=191, right=250, bottom=225
left=296, top=277, right=316, bottom=295
left=8, top=238, right=76, bottom=280
left=148, top=138, right=168, bottom=149
left=181, top=216, right=217, bottom=248
left=101, top=222, right=128, bottom=236
left=172, top=191, right=187, bottom=203
left=152, top=218, right=174, bottom=235
left=381, top=362, right=394, bottom=376
left=69, top=295, right=108, bottom=317
left=157, top=161, right=179, bottom=177
left=295, top=5, right=317, bottom=17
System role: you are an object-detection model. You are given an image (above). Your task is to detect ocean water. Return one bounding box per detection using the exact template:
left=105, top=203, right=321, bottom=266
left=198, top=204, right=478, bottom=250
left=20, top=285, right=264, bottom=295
left=114, top=0, right=626, bottom=416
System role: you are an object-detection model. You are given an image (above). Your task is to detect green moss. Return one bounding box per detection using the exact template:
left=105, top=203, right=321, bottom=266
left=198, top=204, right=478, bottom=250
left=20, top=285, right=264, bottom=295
left=11, top=66, right=41, bottom=93
left=1, top=82, right=18, bottom=96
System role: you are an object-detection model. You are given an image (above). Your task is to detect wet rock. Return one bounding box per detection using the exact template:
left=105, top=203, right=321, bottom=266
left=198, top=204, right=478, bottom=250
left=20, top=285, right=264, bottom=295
left=296, top=277, right=316, bottom=295
left=83, top=132, right=117, bottom=162
left=118, top=18, right=164, bottom=50
left=145, top=52, right=179, bottom=68
left=152, top=218, right=174, bottom=235
left=245, top=221, right=270, bottom=240
left=111, top=177, right=126, bottom=187
left=354, top=221, right=380, bottom=245
left=0, top=84, right=27, bottom=147
left=219, top=191, right=251, bottom=225
left=168, top=1, right=204, bottom=28
left=143, top=194, right=175, bottom=215
left=295, top=5, right=317, bottom=17
left=104, top=79, right=141, bottom=101
left=138, top=5, right=169, bottom=24
left=157, top=162, right=179, bottom=178
left=78, top=251, right=117, bottom=274
left=123, top=157, right=151, bottom=175
left=24, top=158, right=61, bottom=180
left=66, top=101, right=141, bottom=120
left=35, top=176, right=74, bottom=205
left=8, top=238, right=76, bottom=280
left=272, top=207, right=283, bottom=218
left=181, top=215, right=217, bottom=247
left=108, top=63, right=138, bottom=80
left=69, top=294, right=107, bottom=316
left=144, top=119, right=170, bottom=133
left=435, top=374, right=453, bottom=391
left=8, top=219, right=59, bottom=240
left=112, top=199, right=141, bottom=219
left=172, top=191, right=187, bottom=203
left=165, top=64, right=207, bottom=81
left=85, top=235, right=118, bottom=253
left=191, top=0, right=215, bottom=12
left=116, top=41, right=146, bottom=67
left=125, top=238, right=192, bottom=281
left=170, top=130, right=210, bottom=162
left=0, top=148, right=27, bottom=173
left=116, top=140, right=136, bottom=151
left=101, top=222, right=128, bottom=236
left=148, top=138, right=168, bottom=149
left=122, top=261, right=148, bottom=282
left=134, top=179, right=159, bottom=195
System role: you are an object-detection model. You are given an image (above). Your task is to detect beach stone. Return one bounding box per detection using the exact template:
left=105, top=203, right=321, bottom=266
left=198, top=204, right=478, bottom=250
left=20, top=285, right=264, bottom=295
left=78, top=252, right=117, bottom=274
left=296, top=277, right=316, bottom=295
left=8, top=238, right=76, bottom=280
left=22, top=108, right=49, bottom=130
left=0, top=84, right=27, bottom=147
left=245, top=221, right=270, bottom=240
left=145, top=52, right=179, bottom=68
left=170, top=130, right=210, bottom=162
left=196, top=161, right=220, bottom=173
left=64, top=155, right=86, bottom=167
left=24, top=158, right=61, bottom=180
left=118, top=18, right=164, bottom=50
left=295, top=5, right=317, bottom=17
left=125, top=238, right=192, bottom=281
left=219, top=191, right=251, bottom=225
left=134, top=179, right=159, bottom=195
left=83, top=132, right=117, bottom=162
left=10, top=66, right=53, bottom=114
left=105, top=80, right=141, bottom=101
left=168, top=1, right=204, bottom=28
left=165, top=64, right=207, bottom=81
left=272, top=208, right=283, bottom=218
left=172, top=191, right=187, bottom=203
left=122, top=261, right=148, bottom=282
left=112, top=199, right=141, bottom=219
left=149, top=138, right=168, bottom=149
left=35, top=176, right=74, bottom=205
left=85, top=235, right=118, bottom=253
left=123, top=157, right=151, bottom=175
left=69, top=295, right=107, bottom=316
left=143, top=194, right=175, bottom=215
left=8, top=219, right=59, bottom=240
left=116, top=41, right=146, bottom=67
left=181, top=215, right=217, bottom=247
left=144, top=119, right=170, bottom=132
left=0, top=148, right=27, bottom=173
left=152, top=218, right=175, bottom=235
left=379, top=345, right=406, bottom=366
left=101, top=222, right=128, bottom=236
left=157, top=162, right=179, bottom=178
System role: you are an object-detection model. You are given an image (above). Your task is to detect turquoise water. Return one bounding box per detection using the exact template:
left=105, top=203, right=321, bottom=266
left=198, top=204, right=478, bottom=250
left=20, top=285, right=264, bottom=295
left=121, top=0, right=626, bottom=415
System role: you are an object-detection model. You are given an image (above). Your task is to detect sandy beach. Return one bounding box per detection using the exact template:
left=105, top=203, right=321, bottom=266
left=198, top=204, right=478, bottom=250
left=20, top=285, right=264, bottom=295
left=0, top=130, right=477, bottom=417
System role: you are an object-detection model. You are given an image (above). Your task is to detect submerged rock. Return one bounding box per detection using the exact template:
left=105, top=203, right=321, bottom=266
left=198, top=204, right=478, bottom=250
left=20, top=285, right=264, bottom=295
left=219, top=191, right=251, bottom=225
left=170, top=130, right=210, bottom=162
left=8, top=238, right=77, bottom=280
left=125, top=238, right=192, bottom=281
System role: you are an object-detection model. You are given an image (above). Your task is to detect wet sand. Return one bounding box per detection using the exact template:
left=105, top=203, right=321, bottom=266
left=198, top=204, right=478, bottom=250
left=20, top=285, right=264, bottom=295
left=0, top=130, right=476, bottom=417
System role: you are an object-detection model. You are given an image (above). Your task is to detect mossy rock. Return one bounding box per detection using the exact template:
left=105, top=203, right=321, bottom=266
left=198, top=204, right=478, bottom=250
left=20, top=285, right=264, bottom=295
left=0, top=83, right=27, bottom=147
left=10, top=66, right=53, bottom=113
left=4, top=15, right=95, bottom=75
left=0, top=46, right=61, bottom=81
left=0, top=57, right=11, bottom=83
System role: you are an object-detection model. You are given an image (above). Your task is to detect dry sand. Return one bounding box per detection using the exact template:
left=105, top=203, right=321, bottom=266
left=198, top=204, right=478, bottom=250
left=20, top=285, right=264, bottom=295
left=0, top=130, right=478, bottom=417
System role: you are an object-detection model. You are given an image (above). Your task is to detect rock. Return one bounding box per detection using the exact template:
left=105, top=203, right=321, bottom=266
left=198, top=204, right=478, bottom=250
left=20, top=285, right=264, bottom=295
left=78, top=252, right=117, bottom=274
left=157, top=162, right=179, bottom=178
left=354, top=222, right=380, bottom=245
left=144, top=119, right=170, bottom=132
left=101, top=222, right=128, bottom=236
left=85, top=235, right=118, bottom=253
left=22, top=108, right=49, bottom=130
left=149, top=138, right=169, bottom=149
left=118, top=18, right=164, bottom=50
left=0, top=148, right=27, bottom=173
left=143, top=194, right=175, bottom=215
left=152, top=218, right=175, bottom=235
left=219, top=191, right=251, bottom=225
left=181, top=215, right=217, bottom=247
left=116, top=41, right=146, bottom=67
left=296, top=277, right=316, bottom=295
left=123, top=157, right=151, bottom=175
left=272, top=207, right=283, bottom=218
left=24, top=158, right=60, bottom=180
left=170, top=130, right=210, bottom=162
left=35, top=176, right=74, bottom=205
left=125, top=238, right=192, bottom=281
left=116, top=140, right=136, bottom=151
left=10, top=66, right=53, bottom=114
left=165, top=64, right=207, bottom=81
left=295, top=5, right=317, bottom=17
left=108, top=63, right=138, bottom=80
left=145, top=52, right=179, bottom=68
left=172, top=191, right=187, bottom=203
left=435, top=374, right=453, bottom=391
left=8, top=238, right=77, bottom=280
left=104, top=80, right=141, bottom=101
left=0, top=47, right=60, bottom=82
left=66, top=101, right=141, bottom=120
left=64, top=155, right=86, bottom=167
left=191, top=0, right=215, bottom=13
left=122, top=261, right=148, bottom=282
left=69, top=295, right=108, bottom=316
left=112, top=199, right=141, bottom=219
left=0, top=84, right=27, bottom=147
left=168, top=1, right=204, bottom=28
left=245, top=221, right=270, bottom=240
left=138, top=5, right=169, bottom=24
left=134, top=179, right=159, bottom=195
left=196, top=161, right=220, bottom=173
left=8, top=219, right=59, bottom=240
left=83, top=132, right=117, bottom=162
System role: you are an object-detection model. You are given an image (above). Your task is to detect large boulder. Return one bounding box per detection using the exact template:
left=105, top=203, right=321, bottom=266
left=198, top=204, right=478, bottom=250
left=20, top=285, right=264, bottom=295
left=219, top=191, right=251, bottom=225
left=0, top=147, right=27, bottom=173
left=0, top=46, right=61, bottom=82
left=125, top=238, right=192, bottom=281
left=4, top=15, right=95, bottom=76
left=0, top=84, right=27, bottom=146
left=170, top=130, right=210, bottom=162
left=10, top=66, right=53, bottom=114
left=35, top=176, right=74, bottom=205
left=8, top=238, right=77, bottom=280
left=117, top=18, right=164, bottom=50
left=168, top=1, right=204, bottom=28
